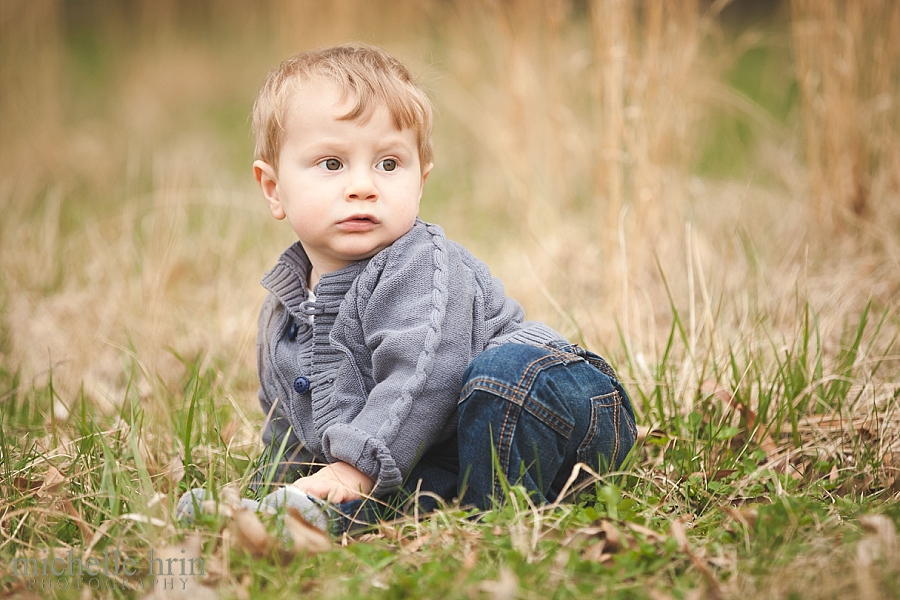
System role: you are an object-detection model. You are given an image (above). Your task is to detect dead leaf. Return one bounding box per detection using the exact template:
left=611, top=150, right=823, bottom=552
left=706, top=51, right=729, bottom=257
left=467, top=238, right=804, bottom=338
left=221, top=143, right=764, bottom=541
left=600, top=520, right=623, bottom=553
left=581, top=540, right=611, bottom=563
left=37, top=464, right=67, bottom=498
left=860, top=416, right=883, bottom=437
left=858, top=514, right=898, bottom=554
left=702, top=382, right=778, bottom=464
left=231, top=507, right=273, bottom=558
left=721, top=505, right=757, bottom=529
left=479, top=566, right=518, bottom=600
left=400, top=532, right=431, bottom=553
left=625, top=521, right=666, bottom=542
left=458, top=548, right=479, bottom=581
left=798, top=415, right=846, bottom=431
left=61, top=499, right=94, bottom=540
left=16, top=547, right=70, bottom=562
left=163, top=454, right=185, bottom=490
left=219, top=420, right=241, bottom=445
left=143, top=534, right=218, bottom=600
left=234, top=574, right=252, bottom=600
left=672, top=519, right=724, bottom=600
left=121, top=513, right=167, bottom=527
left=839, top=474, right=874, bottom=496
left=283, top=507, right=331, bottom=555
left=12, top=476, right=41, bottom=493
left=670, top=518, right=690, bottom=549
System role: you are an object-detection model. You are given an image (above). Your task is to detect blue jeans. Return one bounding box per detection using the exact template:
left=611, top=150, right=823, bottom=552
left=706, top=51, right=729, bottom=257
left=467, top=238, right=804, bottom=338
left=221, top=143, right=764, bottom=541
left=457, top=342, right=637, bottom=509
left=259, top=343, right=636, bottom=531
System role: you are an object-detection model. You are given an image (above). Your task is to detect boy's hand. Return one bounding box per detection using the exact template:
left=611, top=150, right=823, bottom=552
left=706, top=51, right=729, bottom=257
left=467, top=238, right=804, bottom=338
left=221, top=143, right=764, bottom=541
left=291, top=461, right=374, bottom=503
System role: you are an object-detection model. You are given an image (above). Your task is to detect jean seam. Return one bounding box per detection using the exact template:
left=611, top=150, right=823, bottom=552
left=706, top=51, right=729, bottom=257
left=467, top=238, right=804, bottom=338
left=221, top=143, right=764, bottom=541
left=576, top=390, right=624, bottom=468
left=462, top=374, right=576, bottom=439
left=480, top=350, right=572, bottom=499
left=612, top=390, right=621, bottom=464
left=577, top=396, right=601, bottom=465
left=495, top=388, right=517, bottom=499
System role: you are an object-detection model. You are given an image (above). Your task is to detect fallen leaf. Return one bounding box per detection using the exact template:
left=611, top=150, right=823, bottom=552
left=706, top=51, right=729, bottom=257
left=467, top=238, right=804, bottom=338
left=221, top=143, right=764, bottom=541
left=121, top=513, right=168, bottom=527
left=858, top=514, right=898, bottom=553
left=163, top=454, right=185, bottom=489
left=283, top=507, right=331, bottom=555
left=581, top=540, right=611, bottom=562
left=626, top=521, right=666, bottom=542
left=671, top=519, right=724, bottom=600
left=462, top=548, right=479, bottom=573
left=219, top=420, right=241, bottom=445
left=143, top=534, right=218, bottom=600
left=62, top=499, right=94, bottom=540
left=670, top=518, right=689, bottom=549
left=798, top=415, right=845, bottom=431
left=235, top=574, right=252, bottom=600
left=12, top=477, right=41, bottom=493
left=721, top=505, right=757, bottom=529
left=860, top=416, right=883, bottom=437
left=829, top=464, right=840, bottom=484
left=479, top=566, right=518, bottom=600
left=400, top=532, right=431, bottom=553
left=600, top=520, right=623, bottom=553
left=702, top=382, right=778, bottom=464
left=232, top=507, right=272, bottom=558
left=38, top=464, right=67, bottom=498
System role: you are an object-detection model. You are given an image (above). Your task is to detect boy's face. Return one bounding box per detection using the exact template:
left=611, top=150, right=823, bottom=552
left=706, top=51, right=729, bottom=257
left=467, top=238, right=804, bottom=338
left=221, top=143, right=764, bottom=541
left=254, top=79, right=431, bottom=283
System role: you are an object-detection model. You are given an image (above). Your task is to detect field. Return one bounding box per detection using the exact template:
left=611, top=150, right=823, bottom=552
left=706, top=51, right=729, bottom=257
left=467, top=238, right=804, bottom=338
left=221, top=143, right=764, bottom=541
left=1, top=1, right=899, bottom=598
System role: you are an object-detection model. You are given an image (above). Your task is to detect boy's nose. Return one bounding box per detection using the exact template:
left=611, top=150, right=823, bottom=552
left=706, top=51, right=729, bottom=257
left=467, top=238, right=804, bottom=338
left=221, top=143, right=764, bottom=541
left=345, top=168, right=378, bottom=202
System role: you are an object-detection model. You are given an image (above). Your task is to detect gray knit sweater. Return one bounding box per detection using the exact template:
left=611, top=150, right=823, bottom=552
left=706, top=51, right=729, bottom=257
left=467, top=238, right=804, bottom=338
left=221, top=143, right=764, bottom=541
left=256, top=219, right=565, bottom=494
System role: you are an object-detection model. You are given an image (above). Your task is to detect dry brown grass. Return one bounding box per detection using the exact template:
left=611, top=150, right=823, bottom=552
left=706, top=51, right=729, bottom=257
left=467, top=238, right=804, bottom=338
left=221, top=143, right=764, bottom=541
left=1, top=4, right=899, bottom=599
left=0, top=0, right=897, bottom=474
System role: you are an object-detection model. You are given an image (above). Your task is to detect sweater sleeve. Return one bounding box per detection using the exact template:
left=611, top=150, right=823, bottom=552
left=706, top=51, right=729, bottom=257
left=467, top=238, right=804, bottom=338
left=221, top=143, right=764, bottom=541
left=320, top=223, right=473, bottom=494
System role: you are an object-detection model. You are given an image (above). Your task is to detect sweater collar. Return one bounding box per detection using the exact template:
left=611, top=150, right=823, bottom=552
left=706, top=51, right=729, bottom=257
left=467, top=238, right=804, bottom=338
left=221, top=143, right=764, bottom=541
left=260, top=242, right=369, bottom=320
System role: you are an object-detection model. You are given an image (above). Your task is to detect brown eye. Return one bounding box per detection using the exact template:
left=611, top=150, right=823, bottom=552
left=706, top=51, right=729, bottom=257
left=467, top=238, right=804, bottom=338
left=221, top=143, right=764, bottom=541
left=379, top=159, right=397, bottom=172
left=318, top=158, right=342, bottom=171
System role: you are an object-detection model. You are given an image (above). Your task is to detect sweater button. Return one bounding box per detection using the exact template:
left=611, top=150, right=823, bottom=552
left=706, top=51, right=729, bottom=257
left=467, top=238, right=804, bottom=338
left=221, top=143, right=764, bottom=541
left=293, top=376, right=310, bottom=394
left=287, top=322, right=299, bottom=341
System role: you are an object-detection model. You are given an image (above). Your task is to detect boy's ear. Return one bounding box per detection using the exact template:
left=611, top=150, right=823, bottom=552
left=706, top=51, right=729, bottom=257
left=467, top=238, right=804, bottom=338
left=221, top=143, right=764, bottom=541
left=420, top=162, right=433, bottom=188
left=253, top=160, right=285, bottom=220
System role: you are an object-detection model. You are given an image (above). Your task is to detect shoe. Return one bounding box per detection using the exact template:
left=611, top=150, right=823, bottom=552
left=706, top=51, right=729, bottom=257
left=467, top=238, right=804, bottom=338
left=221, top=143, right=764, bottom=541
left=175, top=488, right=260, bottom=525
left=258, top=486, right=331, bottom=533
left=176, top=486, right=334, bottom=534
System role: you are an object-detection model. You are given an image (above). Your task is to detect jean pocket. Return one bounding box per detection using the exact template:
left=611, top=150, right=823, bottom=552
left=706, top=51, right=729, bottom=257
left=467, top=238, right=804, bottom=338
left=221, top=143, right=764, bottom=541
left=576, top=389, right=627, bottom=471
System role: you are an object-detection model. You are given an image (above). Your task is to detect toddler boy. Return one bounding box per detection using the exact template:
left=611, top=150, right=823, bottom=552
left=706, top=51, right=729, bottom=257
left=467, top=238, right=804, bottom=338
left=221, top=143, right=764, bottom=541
left=179, top=44, right=636, bottom=534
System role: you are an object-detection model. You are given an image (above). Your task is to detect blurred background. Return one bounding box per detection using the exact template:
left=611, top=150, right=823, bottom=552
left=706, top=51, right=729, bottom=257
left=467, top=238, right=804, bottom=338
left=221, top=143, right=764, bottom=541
left=1, top=0, right=898, bottom=417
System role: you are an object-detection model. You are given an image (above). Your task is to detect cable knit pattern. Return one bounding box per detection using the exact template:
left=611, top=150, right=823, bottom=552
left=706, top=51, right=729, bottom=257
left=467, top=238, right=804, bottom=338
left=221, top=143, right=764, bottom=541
left=257, top=220, right=567, bottom=495
left=377, top=221, right=448, bottom=441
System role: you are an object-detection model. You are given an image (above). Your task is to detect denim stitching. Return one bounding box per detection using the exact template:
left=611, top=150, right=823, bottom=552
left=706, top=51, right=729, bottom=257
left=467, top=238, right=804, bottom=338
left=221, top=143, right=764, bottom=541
left=611, top=390, right=621, bottom=465
left=577, top=396, right=600, bottom=465
left=495, top=388, right=519, bottom=499
left=462, top=377, right=575, bottom=438
left=496, top=352, right=555, bottom=497
left=460, top=350, right=576, bottom=436
left=493, top=350, right=573, bottom=499
left=577, top=390, right=622, bottom=467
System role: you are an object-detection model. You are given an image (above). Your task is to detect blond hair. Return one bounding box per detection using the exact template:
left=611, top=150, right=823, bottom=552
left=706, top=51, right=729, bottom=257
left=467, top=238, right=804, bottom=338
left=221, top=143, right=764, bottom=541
left=252, top=44, right=433, bottom=171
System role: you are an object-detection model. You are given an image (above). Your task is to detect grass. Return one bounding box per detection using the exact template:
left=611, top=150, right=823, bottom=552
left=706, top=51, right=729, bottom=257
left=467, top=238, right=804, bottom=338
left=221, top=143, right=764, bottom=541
left=1, top=0, right=899, bottom=598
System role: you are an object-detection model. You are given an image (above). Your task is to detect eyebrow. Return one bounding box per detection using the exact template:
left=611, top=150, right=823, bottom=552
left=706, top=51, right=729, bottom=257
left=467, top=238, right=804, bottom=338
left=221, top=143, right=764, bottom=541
left=303, top=135, right=416, bottom=155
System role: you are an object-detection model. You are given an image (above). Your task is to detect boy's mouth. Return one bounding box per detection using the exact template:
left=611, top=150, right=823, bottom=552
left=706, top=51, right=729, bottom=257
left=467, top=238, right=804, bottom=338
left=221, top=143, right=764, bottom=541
left=337, top=214, right=379, bottom=232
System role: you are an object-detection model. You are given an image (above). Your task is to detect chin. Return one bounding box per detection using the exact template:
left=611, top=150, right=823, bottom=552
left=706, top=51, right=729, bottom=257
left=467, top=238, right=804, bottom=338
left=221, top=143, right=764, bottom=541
left=340, top=245, right=384, bottom=261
